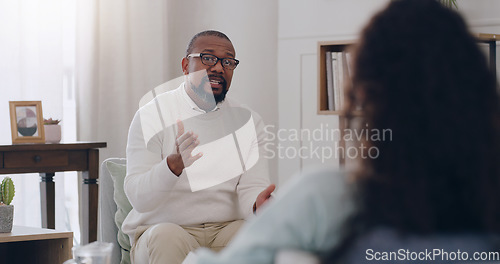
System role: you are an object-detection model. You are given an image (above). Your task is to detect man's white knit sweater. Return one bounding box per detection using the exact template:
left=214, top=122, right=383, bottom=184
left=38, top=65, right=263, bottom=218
left=122, top=84, right=270, bottom=245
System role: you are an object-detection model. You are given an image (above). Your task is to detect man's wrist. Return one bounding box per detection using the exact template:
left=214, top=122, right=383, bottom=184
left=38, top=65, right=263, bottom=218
left=166, top=155, right=183, bottom=176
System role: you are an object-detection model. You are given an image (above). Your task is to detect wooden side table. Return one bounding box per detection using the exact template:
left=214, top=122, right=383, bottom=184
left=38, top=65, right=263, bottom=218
left=0, top=226, right=73, bottom=264
left=0, top=142, right=106, bottom=244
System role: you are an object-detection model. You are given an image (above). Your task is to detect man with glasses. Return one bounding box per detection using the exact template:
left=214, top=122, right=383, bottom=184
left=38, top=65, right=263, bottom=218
left=123, top=30, right=274, bottom=264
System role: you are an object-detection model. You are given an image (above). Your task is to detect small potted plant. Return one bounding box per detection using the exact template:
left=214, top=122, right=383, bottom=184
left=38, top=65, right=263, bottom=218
left=44, top=118, right=62, bottom=143
left=0, top=177, right=15, bottom=233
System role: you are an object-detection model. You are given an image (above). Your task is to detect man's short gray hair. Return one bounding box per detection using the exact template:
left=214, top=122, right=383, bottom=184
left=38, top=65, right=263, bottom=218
left=186, top=30, right=232, bottom=57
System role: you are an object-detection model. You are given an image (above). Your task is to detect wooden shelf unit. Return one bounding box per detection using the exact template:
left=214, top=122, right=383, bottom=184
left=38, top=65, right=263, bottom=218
left=476, top=32, right=499, bottom=41
left=317, top=40, right=356, bottom=115
left=317, top=40, right=357, bottom=166
left=318, top=33, right=498, bottom=115
left=475, top=33, right=498, bottom=81
left=317, top=34, right=498, bottom=167
left=0, top=226, right=73, bottom=264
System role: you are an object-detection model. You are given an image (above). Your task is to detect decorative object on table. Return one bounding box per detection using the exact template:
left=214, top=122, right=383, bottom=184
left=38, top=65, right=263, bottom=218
left=9, top=101, right=45, bottom=144
left=44, top=118, right=62, bottom=144
left=0, top=177, right=15, bottom=233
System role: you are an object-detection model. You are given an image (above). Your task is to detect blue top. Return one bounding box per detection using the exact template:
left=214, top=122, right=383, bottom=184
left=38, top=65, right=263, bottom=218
left=186, top=167, right=354, bottom=264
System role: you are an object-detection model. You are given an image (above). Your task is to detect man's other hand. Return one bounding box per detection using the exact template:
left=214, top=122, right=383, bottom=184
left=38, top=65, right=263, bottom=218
left=254, top=184, right=276, bottom=213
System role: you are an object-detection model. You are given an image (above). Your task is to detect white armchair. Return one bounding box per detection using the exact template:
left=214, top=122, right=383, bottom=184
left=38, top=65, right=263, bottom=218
left=99, top=158, right=130, bottom=264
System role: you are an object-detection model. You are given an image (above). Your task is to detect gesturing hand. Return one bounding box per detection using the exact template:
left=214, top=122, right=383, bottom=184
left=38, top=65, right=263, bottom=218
left=254, top=184, right=276, bottom=214
left=167, top=120, right=203, bottom=176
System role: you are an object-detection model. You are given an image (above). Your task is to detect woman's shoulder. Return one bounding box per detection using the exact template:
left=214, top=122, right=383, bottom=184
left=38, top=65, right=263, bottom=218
left=284, top=166, right=349, bottom=196
left=273, top=166, right=354, bottom=219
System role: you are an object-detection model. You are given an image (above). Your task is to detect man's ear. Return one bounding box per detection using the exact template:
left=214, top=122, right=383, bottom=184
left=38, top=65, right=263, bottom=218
left=182, top=57, right=189, bottom=75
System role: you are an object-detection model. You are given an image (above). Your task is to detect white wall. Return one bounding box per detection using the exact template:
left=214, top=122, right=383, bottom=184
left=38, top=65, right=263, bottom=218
left=277, top=0, right=389, bottom=185
left=277, top=0, right=500, bottom=185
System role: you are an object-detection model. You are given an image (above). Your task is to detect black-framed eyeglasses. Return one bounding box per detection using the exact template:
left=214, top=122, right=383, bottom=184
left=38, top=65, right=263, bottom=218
left=187, top=53, right=240, bottom=70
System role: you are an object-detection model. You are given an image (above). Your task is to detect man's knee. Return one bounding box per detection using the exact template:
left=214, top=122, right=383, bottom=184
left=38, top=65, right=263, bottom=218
left=211, top=219, right=245, bottom=250
left=134, top=223, right=198, bottom=264
left=146, top=223, right=187, bottom=245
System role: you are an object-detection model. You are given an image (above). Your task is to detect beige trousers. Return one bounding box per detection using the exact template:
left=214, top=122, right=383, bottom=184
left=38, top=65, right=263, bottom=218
left=130, top=220, right=244, bottom=264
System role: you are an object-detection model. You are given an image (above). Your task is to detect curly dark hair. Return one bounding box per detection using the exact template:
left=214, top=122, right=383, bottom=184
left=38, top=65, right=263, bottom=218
left=328, top=0, right=500, bottom=260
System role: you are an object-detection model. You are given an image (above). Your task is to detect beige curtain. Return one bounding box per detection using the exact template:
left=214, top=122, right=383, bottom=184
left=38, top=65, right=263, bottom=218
left=76, top=0, right=179, bottom=160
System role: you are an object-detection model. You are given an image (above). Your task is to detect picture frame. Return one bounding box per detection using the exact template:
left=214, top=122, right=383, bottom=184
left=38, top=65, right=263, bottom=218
left=9, top=101, right=45, bottom=144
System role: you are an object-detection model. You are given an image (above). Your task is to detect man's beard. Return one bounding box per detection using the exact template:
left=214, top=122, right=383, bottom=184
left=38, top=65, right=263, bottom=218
left=191, top=76, right=228, bottom=105
left=213, top=88, right=228, bottom=103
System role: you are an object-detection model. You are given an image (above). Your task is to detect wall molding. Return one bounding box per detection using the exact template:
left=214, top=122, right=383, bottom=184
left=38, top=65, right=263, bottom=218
left=279, top=18, right=500, bottom=42
left=468, top=18, right=500, bottom=27
left=279, top=32, right=359, bottom=41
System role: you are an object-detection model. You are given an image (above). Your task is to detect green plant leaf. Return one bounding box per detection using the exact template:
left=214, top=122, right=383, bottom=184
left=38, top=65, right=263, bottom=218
left=440, top=0, right=458, bottom=9
left=1, top=177, right=15, bottom=205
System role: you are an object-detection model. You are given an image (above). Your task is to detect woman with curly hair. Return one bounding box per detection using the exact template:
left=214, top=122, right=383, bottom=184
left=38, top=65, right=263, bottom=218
left=325, top=0, right=500, bottom=262
left=185, top=1, right=500, bottom=263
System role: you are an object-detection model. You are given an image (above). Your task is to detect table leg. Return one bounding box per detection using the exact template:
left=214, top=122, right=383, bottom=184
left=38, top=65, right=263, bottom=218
left=40, top=173, right=55, bottom=229
left=81, top=149, right=99, bottom=244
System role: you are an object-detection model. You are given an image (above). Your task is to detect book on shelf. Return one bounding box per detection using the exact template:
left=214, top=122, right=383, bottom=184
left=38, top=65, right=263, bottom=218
left=325, top=51, right=353, bottom=111
left=345, top=51, right=353, bottom=77
left=326, top=52, right=334, bottom=111
left=337, top=52, right=345, bottom=111
left=332, top=52, right=340, bottom=111
left=340, top=51, right=350, bottom=110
